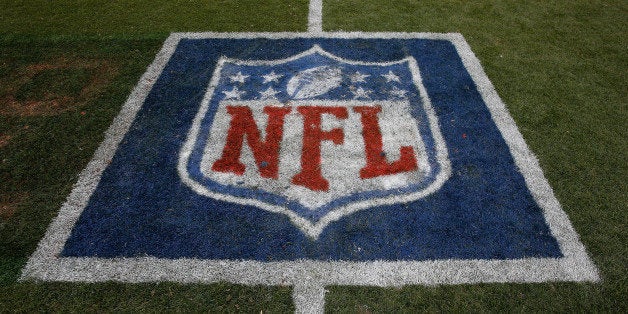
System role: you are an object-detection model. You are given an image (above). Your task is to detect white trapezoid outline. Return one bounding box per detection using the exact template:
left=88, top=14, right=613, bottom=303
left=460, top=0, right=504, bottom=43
left=21, top=33, right=599, bottom=299
left=177, top=45, right=451, bottom=239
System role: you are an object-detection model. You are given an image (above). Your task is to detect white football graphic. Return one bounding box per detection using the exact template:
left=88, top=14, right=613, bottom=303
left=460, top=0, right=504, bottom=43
left=286, top=66, right=342, bottom=99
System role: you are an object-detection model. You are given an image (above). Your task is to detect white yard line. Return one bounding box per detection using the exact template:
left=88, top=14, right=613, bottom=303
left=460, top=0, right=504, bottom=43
left=293, top=282, right=326, bottom=314
left=301, top=4, right=323, bottom=306
left=308, top=0, right=323, bottom=33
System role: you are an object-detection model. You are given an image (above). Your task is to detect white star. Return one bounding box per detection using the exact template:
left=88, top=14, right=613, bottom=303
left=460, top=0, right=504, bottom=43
left=351, top=87, right=372, bottom=99
left=259, top=86, right=280, bottom=99
left=262, top=71, right=283, bottom=84
left=229, top=71, right=249, bottom=84
left=222, top=86, right=245, bottom=100
left=389, top=86, right=407, bottom=98
left=350, top=71, right=370, bottom=83
left=381, top=70, right=400, bottom=82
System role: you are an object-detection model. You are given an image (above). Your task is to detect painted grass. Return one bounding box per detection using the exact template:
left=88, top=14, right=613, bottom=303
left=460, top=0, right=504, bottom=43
left=0, top=38, right=295, bottom=312
left=0, top=0, right=626, bottom=312
left=0, top=3, right=309, bottom=311
left=324, top=0, right=627, bottom=311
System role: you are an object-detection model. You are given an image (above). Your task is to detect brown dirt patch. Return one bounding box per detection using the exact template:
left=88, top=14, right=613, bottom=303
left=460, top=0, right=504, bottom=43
left=0, top=134, right=11, bottom=148
left=0, top=58, right=119, bottom=116
left=0, top=193, right=27, bottom=220
left=356, top=305, right=372, bottom=314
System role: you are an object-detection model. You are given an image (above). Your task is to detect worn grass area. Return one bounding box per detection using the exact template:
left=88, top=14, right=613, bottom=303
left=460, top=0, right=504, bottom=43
left=324, top=0, right=627, bottom=311
left=0, top=38, right=158, bottom=263
left=0, top=0, right=626, bottom=312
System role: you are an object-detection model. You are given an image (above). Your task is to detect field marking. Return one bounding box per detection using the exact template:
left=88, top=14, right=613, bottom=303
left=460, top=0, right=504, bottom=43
left=20, top=32, right=600, bottom=314
left=294, top=282, right=325, bottom=314
left=308, top=0, right=323, bottom=33
left=177, top=45, right=451, bottom=239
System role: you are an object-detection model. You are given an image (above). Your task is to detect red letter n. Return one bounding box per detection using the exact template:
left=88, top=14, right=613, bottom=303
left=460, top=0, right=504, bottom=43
left=212, top=106, right=291, bottom=179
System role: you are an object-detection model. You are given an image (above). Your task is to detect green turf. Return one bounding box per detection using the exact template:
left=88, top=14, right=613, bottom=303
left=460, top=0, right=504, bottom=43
left=0, top=282, right=292, bottom=312
left=0, top=0, right=309, bottom=38
left=15, top=68, right=92, bottom=101
left=1, top=0, right=626, bottom=312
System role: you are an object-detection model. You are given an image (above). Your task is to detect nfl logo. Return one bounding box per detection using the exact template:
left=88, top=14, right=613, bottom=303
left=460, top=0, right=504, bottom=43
left=22, top=35, right=598, bottom=308
left=179, top=45, right=450, bottom=238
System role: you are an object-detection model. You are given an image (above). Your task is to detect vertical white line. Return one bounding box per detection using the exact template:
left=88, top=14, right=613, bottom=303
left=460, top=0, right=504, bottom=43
left=308, top=0, right=323, bottom=33
left=299, top=3, right=324, bottom=311
left=293, top=282, right=326, bottom=314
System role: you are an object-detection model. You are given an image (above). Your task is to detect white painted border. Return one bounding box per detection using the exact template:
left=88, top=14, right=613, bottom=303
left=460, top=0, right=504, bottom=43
left=308, top=0, right=323, bottom=33
left=177, top=45, right=451, bottom=239
left=20, top=32, right=599, bottom=314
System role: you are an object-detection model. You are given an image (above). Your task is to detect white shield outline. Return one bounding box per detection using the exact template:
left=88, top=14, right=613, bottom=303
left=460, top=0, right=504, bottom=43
left=177, top=45, right=451, bottom=239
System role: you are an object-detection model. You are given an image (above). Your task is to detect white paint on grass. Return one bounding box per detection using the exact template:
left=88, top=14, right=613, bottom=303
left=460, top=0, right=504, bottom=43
left=308, top=0, right=323, bottom=33
left=20, top=32, right=600, bottom=314
left=293, top=282, right=325, bottom=314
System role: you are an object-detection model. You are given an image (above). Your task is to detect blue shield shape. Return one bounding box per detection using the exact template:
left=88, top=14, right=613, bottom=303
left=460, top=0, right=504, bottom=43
left=178, top=46, right=450, bottom=238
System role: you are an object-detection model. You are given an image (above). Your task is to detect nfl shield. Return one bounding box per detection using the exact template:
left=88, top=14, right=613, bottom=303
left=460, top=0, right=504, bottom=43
left=178, top=45, right=450, bottom=238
